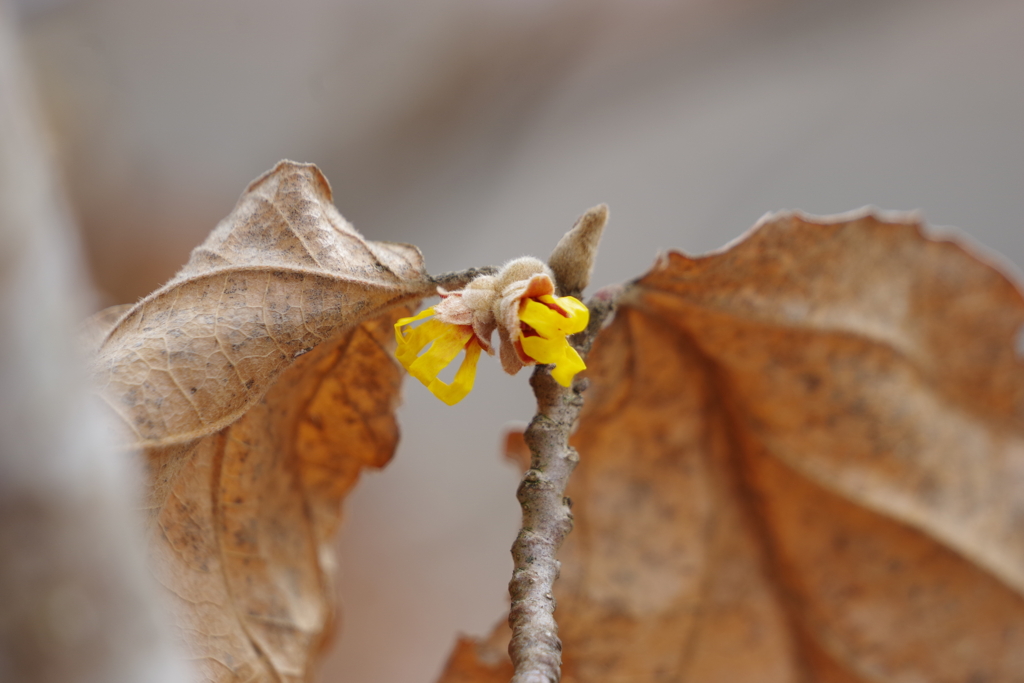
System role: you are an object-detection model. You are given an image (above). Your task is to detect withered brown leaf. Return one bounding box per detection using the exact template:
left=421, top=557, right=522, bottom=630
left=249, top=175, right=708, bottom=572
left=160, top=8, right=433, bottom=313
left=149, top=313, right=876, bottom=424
left=89, top=161, right=433, bottom=682
left=440, top=210, right=1024, bottom=682
left=142, top=313, right=406, bottom=683
left=92, top=160, right=430, bottom=448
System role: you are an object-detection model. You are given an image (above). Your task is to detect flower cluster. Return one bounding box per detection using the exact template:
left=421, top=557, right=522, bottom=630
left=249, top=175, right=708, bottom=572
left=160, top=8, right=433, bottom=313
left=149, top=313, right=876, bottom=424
left=395, top=258, right=589, bottom=405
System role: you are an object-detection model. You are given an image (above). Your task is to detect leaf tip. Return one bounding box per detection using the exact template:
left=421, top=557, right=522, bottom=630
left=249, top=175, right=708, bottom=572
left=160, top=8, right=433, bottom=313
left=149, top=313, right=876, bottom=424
left=244, top=159, right=333, bottom=203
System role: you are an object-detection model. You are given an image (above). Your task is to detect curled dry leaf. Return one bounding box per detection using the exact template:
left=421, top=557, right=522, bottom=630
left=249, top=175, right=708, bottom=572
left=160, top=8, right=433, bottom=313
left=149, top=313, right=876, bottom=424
left=92, top=160, right=430, bottom=448
left=88, top=161, right=433, bottom=682
left=438, top=210, right=1024, bottom=682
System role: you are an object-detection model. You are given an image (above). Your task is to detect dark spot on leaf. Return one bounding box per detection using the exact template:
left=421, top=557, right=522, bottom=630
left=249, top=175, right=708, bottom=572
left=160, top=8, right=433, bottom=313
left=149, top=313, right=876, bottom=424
left=800, top=372, right=822, bottom=391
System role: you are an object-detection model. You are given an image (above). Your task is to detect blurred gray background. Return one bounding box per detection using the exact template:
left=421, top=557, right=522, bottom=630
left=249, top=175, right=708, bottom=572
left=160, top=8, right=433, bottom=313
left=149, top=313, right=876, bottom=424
left=12, top=0, right=1024, bottom=681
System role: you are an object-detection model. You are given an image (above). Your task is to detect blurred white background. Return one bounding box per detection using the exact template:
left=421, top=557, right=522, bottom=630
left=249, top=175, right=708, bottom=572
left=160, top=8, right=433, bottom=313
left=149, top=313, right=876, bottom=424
left=10, top=0, right=1024, bottom=681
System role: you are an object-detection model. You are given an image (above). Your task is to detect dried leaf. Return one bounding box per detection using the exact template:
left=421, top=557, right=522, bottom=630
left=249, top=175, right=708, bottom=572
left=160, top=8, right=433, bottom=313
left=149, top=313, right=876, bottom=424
left=145, top=312, right=405, bottom=683
left=91, top=161, right=432, bottom=682
left=92, top=160, right=430, bottom=448
left=437, top=625, right=515, bottom=683
left=79, top=302, right=133, bottom=353
left=440, top=210, right=1024, bottom=682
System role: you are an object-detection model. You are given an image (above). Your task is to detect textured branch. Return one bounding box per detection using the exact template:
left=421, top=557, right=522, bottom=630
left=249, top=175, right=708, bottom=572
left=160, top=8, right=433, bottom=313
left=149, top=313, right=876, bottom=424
left=507, top=287, right=620, bottom=683
left=430, top=265, right=500, bottom=291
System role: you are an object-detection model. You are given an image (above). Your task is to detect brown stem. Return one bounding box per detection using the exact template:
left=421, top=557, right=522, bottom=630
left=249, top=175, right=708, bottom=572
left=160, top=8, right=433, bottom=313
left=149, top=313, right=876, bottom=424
left=430, top=266, right=499, bottom=291
left=507, top=289, right=620, bottom=683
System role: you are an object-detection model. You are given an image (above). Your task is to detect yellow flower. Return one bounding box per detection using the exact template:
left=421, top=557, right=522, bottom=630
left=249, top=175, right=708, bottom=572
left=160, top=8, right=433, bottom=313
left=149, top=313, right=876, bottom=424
left=517, top=294, right=589, bottom=386
left=395, top=259, right=590, bottom=404
left=394, top=307, right=483, bottom=406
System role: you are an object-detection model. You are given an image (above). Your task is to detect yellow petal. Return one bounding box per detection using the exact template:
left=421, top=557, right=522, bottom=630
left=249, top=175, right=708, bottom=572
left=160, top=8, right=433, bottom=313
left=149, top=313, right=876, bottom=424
left=396, top=318, right=454, bottom=374
left=406, top=321, right=473, bottom=387
left=516, top=294, right=588, bottom=386
left=519, top=295, right=589, bottom=337
left=520, top=334, right=587, bottom=387
left=549, top=345, right=586, bottom=387
left=393, top=307, right=434, bottom=339
left=519, top=334, right=563, bottom=365
left=394, top=307, right=481, bottom=405
left=546, top=295, right=590, bottom=335
left=394, top=307, right=438, bottom=367
left=427, top=338, right=482, bottom=405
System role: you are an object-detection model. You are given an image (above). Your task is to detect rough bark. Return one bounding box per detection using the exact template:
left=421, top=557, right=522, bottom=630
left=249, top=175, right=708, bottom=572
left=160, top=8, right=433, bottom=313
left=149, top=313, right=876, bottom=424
left=507, top=289, right=618, bottom=683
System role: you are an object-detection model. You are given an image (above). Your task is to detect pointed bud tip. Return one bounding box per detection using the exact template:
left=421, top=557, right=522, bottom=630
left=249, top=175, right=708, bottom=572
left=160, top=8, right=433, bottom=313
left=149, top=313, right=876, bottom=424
left=548, top=204, right=609, bottom=298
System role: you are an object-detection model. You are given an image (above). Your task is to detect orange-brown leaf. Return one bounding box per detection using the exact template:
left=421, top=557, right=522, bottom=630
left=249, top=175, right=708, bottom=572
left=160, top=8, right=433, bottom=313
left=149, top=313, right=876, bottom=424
left=441, top=210, right=1024, bottom=682
left=89, top=161, right=431, bottom=682
left=144, top=312, right=406, bottom=683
